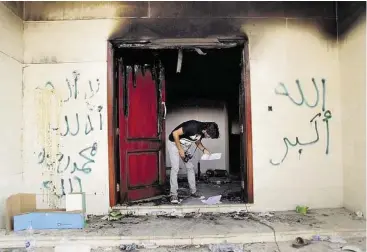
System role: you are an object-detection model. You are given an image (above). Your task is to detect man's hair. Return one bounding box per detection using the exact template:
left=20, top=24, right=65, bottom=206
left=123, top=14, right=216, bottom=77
left=203, top=122, right=220, bottom=139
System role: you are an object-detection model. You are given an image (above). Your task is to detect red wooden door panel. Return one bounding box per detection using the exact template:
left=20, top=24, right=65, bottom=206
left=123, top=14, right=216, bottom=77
left=118, top=60, right=166, bottom=202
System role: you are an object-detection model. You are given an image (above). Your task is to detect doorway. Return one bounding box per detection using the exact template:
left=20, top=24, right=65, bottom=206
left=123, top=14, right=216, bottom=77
left=107, top=38, right=253, bottom=206
left=162, top=47, right=243, bottom=205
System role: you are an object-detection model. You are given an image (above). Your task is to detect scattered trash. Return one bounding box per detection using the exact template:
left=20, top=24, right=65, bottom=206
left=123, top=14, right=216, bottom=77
left=312, top=235, right=329, bottom=241
left=208, top=177, right=231, bottom=185
left=296, top=205, right=309, bottom=215
left=232, top=214, right=249, bottom=220
left=206, top=169, right=215, bottom=177
left=194, top=48, right=207, bottom=55
left=342, top=245, right=362, bottom=252
left=355, top=211, right=364, bottom=218
left=258, top=212, right=274, bottom=218
left=102, top=210, right=123, bottom=221
left=208, top=243, right=243, bottom=252
left=201, top=195, right=222, bottom=205
left=120, top=243, right=138, bottom=251
left=312, top=235, right=347, bottom=244
left=176, top=49, right=183, bottom=73
left=292, top=237, right=310, bottom=248
left=184, top=212, right=202, bottom=218
left=25, top=225, right=36, bottom=252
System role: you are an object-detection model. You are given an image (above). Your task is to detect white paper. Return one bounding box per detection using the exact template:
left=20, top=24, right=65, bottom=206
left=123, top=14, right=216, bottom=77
left=201, top=195, right=222, bottom=205
left=201, top=153, right=222, bottom=160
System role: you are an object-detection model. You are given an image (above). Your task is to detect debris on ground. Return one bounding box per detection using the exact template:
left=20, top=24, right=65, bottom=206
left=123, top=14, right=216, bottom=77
left=101, top=210, right=123, bottom=221
left=141, top=242, right=159, bottom=249
left=119, top=243, right=137, bottom=251
left=229, top=210, right=249, bottom=220
left=292, top=237, right=311, bottom=248
left=342, top=245, right=363, bottom=252
left=296, top=205, right=309, bottom=215
left=208, top=243, right=243, bottom=252
left=201, top=195, right=222, bottom=205
left=258, top=212, right=274, bottom=218
left=355, top=211, right=364, bottom=219
left=184, top=211, right=202, bottom=219
left=312, top=235, right=347, bottom=244
left=222, top=191, right=242, bottom=202
left=208, top=177, right=232, bottom=185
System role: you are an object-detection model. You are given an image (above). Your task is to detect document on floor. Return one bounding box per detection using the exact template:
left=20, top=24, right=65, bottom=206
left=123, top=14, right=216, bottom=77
left=201, top=153, right=222, bottom=160
left=201, top=195, right=222, bottom=205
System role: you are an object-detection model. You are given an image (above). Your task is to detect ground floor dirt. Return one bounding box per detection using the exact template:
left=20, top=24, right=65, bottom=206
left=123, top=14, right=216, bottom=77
left=1, top=238, right=366, bottom=252
left=1, top=208, right=365, bottom=252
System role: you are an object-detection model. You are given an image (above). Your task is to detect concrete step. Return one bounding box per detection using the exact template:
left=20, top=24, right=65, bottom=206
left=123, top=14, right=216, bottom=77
left=1, top=238, right=367, bottom=252
left=0, top=229, right=365, bottom=249
left=0, top=208, right=365, bottom=249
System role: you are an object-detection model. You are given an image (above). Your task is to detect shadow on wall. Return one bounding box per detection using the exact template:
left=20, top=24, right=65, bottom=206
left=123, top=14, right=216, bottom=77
left=165, top=99, right=229, bottom=175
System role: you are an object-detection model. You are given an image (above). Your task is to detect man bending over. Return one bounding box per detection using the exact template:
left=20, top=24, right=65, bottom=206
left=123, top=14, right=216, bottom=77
left=167, top=120, right=220, bottom=204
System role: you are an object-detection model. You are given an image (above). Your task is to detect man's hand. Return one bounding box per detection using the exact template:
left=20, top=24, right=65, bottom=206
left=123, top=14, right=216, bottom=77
left=179, top=148, right=185, bottom=159
left=203, top=149, right=210, bottom=155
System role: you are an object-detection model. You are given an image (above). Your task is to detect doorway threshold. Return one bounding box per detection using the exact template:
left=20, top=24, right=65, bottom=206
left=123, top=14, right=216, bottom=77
left=113, top=203, right=254, bottom=216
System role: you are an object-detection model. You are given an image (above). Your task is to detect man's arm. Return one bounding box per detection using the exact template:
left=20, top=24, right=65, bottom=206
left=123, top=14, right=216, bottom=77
left=195, top=140, right=210, bottom=155
left=172, top=128, right=185, bottom=158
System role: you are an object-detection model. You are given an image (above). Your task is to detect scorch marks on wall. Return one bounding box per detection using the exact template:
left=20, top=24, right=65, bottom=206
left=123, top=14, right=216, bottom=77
left=270, top=78, right=333, bottom=166
left=34, top=70, right=104, bottom=207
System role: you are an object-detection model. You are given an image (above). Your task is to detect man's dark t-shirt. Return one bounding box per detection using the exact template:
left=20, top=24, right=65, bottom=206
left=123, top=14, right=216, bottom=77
left=168, top=120, right=204, bottom=147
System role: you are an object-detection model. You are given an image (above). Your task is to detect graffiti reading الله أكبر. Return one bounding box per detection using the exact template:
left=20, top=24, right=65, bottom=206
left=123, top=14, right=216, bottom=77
left=270, top=78, right=332, bottom=166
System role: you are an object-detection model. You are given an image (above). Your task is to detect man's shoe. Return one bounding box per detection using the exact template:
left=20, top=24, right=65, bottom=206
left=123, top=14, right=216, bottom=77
left=191, top=192, right=201, bottom=198
left=170, top=195, right=179, bottom=204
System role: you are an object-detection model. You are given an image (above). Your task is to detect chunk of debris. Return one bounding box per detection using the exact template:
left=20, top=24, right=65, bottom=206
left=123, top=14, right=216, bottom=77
left=355, top=211, right=364, bottom=219
left=119, top=243, right=137, bottom=251
left=258, top=212, right=274, bottom=218
left=312, top=235, right=329, bottom=241
left=184, top=212, right=202, bottom=218
left=292, top=237, right=311, bottom=248
left=141, top=242, right=159, bottom=249
left=194, top=48, right=207, bottom=55
left=176, top=49, right=183, bottom=73
left=101, top=210, right=123, bottom=221
left=296, top=205, right=309, bottom=215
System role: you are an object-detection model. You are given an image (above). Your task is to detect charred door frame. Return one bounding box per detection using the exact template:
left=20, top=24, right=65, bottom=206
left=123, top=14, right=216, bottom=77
left=107, top=37, right=254, bottom=206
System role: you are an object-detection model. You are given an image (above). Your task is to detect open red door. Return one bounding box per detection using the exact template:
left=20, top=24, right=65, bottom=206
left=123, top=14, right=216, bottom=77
left=118, top=58, right=166, bottom=202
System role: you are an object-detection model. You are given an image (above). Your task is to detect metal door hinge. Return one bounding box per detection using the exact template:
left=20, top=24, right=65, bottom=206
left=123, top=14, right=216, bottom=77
left=116, top=128, right=120, bottom=135
left=240, top=125, right=244, bottom=133
left=116, top=183, right=120, bottom=192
